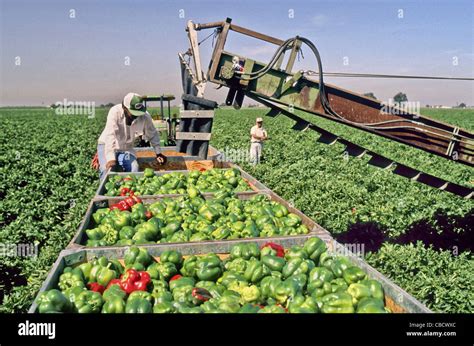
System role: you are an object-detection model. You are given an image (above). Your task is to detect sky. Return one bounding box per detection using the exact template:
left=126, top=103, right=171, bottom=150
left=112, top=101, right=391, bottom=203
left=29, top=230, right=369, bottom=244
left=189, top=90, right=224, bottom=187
left=0, top=0, right=473, bottom=106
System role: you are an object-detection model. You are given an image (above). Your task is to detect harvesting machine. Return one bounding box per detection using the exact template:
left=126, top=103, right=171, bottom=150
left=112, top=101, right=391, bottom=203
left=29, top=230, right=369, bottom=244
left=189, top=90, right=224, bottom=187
left=176, top=18, right=473, bottom=198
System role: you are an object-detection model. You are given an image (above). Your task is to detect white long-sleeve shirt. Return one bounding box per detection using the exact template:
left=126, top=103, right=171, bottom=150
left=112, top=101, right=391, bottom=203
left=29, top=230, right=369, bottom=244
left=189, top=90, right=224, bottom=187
left=98, top=104, right=161, bottom=162
left=250, top=125, right=267, bottom=143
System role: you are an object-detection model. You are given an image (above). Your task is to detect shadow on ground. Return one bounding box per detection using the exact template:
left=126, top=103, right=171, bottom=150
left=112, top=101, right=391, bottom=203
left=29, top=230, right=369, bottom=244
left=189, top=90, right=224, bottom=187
left=335, top=210, right=474, bottom=253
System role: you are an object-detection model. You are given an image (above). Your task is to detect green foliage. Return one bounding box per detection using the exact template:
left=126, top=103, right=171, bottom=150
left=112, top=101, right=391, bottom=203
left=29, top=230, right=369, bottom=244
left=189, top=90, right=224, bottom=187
left=366, top=242, right=473, bottom=313
left=0, top=108, right=107, bottom=312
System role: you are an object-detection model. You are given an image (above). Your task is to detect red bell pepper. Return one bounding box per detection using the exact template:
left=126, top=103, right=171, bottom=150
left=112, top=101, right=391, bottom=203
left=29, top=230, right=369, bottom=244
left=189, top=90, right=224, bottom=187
left=109, top=200, right=131, bottom=212
left=191, top=287, right=211, bottom=303
left=119, top=269, right=151, bottom=294
left=124, top=196, right=136, bottom=208
left=120, top=187, right=132, bottom=196
left=145, top=211, right=153, bottom=220
left=106, top=278, right=121, bottom=290
left=261, top=242, right=285, bottom=258
left=87, top=282, right=105, bottom=294
left=170, top=274, right=182, bottom=282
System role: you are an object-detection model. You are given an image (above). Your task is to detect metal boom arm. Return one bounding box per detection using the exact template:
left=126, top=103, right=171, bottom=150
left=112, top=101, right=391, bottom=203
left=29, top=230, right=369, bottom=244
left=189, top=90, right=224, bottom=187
left=181, top=18, right=474, bottom=198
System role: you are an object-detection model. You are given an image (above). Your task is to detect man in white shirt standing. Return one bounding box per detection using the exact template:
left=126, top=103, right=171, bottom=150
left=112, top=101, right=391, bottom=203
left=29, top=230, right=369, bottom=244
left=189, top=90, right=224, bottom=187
left=97, top=92, right=166, bottom=179
left=250, top=117, right=268, bottom=164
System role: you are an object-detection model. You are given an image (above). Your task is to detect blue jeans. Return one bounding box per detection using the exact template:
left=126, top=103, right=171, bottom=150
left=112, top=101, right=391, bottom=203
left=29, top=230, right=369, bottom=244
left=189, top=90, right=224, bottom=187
left=97, top=144, right=139, bottom=180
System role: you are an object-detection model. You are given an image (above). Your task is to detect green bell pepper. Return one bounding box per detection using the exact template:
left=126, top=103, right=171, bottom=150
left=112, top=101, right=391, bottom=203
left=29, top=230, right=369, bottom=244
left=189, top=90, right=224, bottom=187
left=85, top=227, right=105, bottom=241
left=261, top=255, right=285, bottom=272
left=342, top=266, right=367, bottom=284
left=77, top=262, right=93, bottom=282
left=347, top=283, right=372, bottom=305
left=224, top=258, right=248, bottom=275
left=101, top=296, right=126, bottom=313
left=320, top=292, right=355, bottom=313
left=125, top=297, right=153, bottom=313
left=124, top=246, right=154, bottom=269
left=180, top=255, right=198, bottom=277
left=244, top=259, right=270, bottom=283
left=153, top=301, right=176, bottom=313
left=36, top=289, right=72, bottom=313
left=307, top=267, right=335, bottom=292
left=95, top=264, right=118, bottom=287
left=356, top=297, right=387, bottom=313
left=102, top=284, right=127, bottom=301
left=58, top=267, right=85, bottom=292
left=360, top=279, right=385, bottom=301
left=169, top=276, right=195, bottom=291
left=303, top=237, right=326, bottom=264
left=287, top=273, right=307, bottom=292
left=274, top=280, right=299, bottom=305
left=330, top=278, right=349, bottom=293
left=239, top=303, right=262, bottom=313
left=64, top=285, right=87, bottom=307
left=282, top=258, right=314, bottom=279
left=328, top=257, right=353, bottom=278
left=260, top=276, right=281, bottom=299
left=284, top=246, right=308, bottom=261
left=74, top=291, right=104, bottom=313
left=230, top=243, right=260, bottom=260
left=216, top=290, right=241, bottom=313
left=160, top=250, right=183, bottom=267
left=258, top=304, right=286, bottom=313
left=147, top=262, right=178, bottom=281
left=196, top=281, right=225, bottom=300
left=217, top=271, right=247, bottom=288
left=310, top=281, right=333, bottom=299
left=196, top=254, right=223, bottom=282
left=150, top=279, right=169, bottom=297
left=288, top=295, right=319, bottom=313
left=154, top=291, right=173, bottom=305
left=128, top=290, right=154, bottom=304
left=119, top=226, right=136, bottom=240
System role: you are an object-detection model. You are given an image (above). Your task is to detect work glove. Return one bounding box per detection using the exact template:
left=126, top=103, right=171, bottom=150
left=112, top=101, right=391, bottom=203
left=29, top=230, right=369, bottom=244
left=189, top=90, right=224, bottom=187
left=156, top=153, right=167, bottom=165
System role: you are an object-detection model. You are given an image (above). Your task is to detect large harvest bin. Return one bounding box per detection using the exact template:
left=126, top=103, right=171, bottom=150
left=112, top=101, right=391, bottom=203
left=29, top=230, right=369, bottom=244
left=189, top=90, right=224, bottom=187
left=29, top=235, right=432, bottom=313
left=68, top=190, right=330, bottom=249
left=95, top=166, right=270, bottom=198
left=135, top=145, right=222, bottom=171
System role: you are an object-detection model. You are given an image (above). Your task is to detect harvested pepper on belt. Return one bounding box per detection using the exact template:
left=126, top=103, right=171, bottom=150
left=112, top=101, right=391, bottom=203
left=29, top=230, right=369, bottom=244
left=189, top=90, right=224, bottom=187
left=120, top=269, right=151, bottom=294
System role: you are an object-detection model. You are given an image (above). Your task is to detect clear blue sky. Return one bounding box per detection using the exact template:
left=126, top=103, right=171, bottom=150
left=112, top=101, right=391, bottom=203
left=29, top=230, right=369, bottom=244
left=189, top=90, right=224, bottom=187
left=1, top=0, right=473, bottom=106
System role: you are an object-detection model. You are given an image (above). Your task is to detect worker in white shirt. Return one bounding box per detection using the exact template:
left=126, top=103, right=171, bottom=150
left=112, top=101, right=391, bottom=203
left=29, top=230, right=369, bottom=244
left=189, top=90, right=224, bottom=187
left=96, top=92, right=167, bottom=179
left=250, top=117, right=268, bottom=164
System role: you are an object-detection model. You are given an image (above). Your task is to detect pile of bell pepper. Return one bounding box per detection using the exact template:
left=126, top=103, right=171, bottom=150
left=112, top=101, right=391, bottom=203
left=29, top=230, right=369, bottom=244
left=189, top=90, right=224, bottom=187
left=85, top=193, right=310, bottom=247
left=104, top=168, right=251, bottom=196
left=37, top=238, right=390, bottom=313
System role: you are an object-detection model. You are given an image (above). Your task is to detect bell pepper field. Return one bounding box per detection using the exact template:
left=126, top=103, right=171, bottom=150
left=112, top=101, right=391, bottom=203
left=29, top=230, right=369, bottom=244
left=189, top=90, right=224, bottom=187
left=0, top=107, right=473, bottom=313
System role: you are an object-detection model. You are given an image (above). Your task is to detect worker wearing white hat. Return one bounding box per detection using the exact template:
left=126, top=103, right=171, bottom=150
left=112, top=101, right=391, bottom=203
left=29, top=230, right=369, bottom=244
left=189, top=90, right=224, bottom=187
left=250, top=117, right=268, bottom=164
left=96, top=92, right=167, bottom=179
